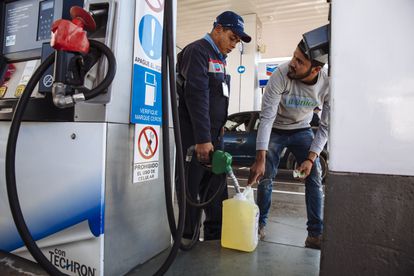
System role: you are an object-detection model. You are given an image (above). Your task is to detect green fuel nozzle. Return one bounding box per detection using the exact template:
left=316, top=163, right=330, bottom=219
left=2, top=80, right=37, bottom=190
left=211, top=150, right=241, bottom=194
left=211, top=150, right=232, bottom=174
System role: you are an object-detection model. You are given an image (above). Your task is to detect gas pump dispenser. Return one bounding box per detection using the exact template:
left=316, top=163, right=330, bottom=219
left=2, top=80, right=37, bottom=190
left=0, top=0, right=182, bottom=275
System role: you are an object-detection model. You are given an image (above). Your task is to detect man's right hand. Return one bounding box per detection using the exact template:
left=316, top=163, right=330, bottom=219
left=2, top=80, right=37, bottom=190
left=195, top=142, right=214, bottom=163
left=248, top=150, right=267, bottom=186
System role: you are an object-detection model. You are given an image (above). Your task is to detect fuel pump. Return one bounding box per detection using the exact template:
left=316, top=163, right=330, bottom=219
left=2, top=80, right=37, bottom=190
left=0, top=0, right=185, bottom=275
left=1, top=0, right=233, bottom=274
left=5, top=4, right=116, bottom=275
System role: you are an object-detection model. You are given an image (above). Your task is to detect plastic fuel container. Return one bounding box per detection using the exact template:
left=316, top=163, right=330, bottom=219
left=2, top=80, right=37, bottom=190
left=221, top=187, right=259, bottom=252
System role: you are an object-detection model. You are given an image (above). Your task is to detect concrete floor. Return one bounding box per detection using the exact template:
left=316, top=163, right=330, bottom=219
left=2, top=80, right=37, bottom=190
left=128, top=169, right=321, bottom=275
left=0, top=169, right=321, bottom=276
left=128, top=240, right=319, bottom=276
left=0, top=251, right=47, bottom=276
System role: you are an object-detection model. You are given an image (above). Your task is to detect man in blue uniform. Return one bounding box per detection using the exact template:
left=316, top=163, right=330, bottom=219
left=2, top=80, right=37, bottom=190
left=176, top=11, right=251, bottom=240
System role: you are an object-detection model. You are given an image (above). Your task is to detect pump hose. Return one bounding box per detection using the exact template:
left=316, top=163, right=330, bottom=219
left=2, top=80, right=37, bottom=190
left=161, top=15, right=177, bottom=241
left=184, top=158, right=228, bottom=208
left=160, top=0, right=228, bottom=255
left=179, top=171, right=214, bottom=251
left=5, top=40, right=116, bottom=276
left=81, top=40, right=116, bottom=100
left=154, top=0, right=186, bottom=274
left=160, top=0, right=227, bottom=254
left=5, top=53, right=64, bottom=276
left=173, top=146, right=227, bottom=209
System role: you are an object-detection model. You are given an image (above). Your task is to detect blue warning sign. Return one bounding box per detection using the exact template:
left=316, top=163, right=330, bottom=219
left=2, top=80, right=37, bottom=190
left=132, top=1, right=164, bottom=125
left=131, top=64, right=162, bottom=125
left=237, top=65, right=246, bottom=74
left=139, top=14, right=163, bottom=60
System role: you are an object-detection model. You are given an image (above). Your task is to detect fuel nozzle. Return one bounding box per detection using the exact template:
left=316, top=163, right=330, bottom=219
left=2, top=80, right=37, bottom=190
left=184, top=148, right=241, bottom=193
left=50, top=6, right=98, bottom=108
left=51, top=6, right=96, bottom=54
left=211, top=150, right=241, bottom=194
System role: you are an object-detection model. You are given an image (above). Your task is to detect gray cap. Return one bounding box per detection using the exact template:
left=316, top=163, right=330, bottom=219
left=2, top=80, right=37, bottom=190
left=300, top=24, right=329, bottom=64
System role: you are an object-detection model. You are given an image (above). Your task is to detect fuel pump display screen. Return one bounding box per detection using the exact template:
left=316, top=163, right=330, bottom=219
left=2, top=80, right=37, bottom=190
left=2, top=0, right=41, bottom=58
left=37, top=0, right=55, bottom=41
left=3, top=0, right=39, bottom=56
left=41, top=0, right=54, bottom=10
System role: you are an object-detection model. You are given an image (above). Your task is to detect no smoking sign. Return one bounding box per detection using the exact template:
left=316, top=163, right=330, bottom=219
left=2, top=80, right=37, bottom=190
left=133, top=124, right=160, bottom=183
left=138, top=126, right=159, bottom=159
left=134, top=124, right=160, bottom=162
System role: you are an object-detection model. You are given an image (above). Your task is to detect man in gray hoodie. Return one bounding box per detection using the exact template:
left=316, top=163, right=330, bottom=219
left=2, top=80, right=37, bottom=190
left=248, top=31, right=329, bottom=249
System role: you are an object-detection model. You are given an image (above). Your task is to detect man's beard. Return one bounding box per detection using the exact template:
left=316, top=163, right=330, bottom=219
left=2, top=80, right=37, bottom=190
left=287, top=65, right=312, bottom=80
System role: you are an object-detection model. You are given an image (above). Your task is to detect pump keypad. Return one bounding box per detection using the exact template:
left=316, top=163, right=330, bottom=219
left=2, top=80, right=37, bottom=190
left=37, top=0, right=55, bottom=41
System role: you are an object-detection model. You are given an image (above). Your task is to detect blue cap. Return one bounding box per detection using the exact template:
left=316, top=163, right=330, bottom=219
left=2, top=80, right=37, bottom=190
left=214, top=11, right=252, bottom=43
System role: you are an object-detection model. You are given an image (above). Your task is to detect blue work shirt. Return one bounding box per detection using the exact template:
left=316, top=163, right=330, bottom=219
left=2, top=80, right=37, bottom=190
left=176, top=36, right=231, bottom=145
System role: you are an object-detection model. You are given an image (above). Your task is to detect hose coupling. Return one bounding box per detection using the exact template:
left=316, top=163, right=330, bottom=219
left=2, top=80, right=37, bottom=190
left=72, top=92, right=86, bottom=104
left=52, top=82, right=85, bottom=108
left=52, top=82, right=71, bottom=108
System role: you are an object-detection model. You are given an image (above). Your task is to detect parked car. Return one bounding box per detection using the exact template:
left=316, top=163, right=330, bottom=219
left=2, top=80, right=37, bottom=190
left=223, top=111, right=328, bottom=180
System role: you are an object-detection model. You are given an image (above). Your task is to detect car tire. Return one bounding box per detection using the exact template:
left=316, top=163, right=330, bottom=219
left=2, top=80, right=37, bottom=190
left=286, top=152, right=297, bottom=170
left=319, top=151, right=328, bottom=183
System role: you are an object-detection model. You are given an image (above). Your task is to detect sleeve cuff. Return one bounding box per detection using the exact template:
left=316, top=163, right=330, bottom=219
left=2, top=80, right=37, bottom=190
left=256, top=142, right=269, bottom=151
left=309, top=145, right=323, bottom=156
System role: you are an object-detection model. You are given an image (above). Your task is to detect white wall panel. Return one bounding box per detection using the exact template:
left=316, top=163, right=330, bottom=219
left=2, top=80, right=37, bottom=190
left=330, top=0, right=414, bottom=176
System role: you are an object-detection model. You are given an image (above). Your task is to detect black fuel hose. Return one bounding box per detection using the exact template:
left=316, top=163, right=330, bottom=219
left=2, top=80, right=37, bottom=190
left=159, top=0, right=227, bottom=254
left=184, top=157, right=228, bottom=208
left=5, top=40, right=116, bottom=276
left=5, top=53, right=64, bottom=276
left=161, top=19, right=177, bottom=238
left=177, top=146, right=228, bottom=209
left=178, top=150, right=227, bottom=250
left=81, top=40, right=116, bottom=100
left=154, top=0, right=186, bottom=274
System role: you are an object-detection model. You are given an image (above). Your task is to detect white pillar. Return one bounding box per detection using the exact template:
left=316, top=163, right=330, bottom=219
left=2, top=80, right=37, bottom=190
left=226, top=14, right=262, bottom=115
left=322, top=0, right=414, bottom=274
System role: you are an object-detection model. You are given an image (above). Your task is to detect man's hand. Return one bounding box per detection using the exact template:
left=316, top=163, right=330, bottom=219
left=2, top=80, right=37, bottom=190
left=296, top=160, right=313, bottom=179
left=296, top=151, right=318, bottom=179
left=195, top=142, right=214, bottom=163
left=248, top=150, right=266, bottom=186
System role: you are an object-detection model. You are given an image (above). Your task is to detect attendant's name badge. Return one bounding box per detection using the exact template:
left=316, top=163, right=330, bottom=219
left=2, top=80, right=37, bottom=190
left=222, top=82, right=229, bottom=98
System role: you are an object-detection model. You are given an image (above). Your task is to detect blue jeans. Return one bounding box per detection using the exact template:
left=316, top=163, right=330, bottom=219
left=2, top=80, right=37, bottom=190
left=256, top=128, right=323, bottom=237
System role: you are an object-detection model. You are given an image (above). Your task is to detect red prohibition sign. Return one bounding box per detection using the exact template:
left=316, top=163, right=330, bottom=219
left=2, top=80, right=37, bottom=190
left=138, top=126, right=159, bottom=159
left=145, top=0, right=164, bottom=13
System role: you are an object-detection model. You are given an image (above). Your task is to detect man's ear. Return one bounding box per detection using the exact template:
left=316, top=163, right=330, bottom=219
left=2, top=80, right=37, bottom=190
left=312, top=66, right=322, bottom=74
left=214, top=24, right=225, bottom=33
